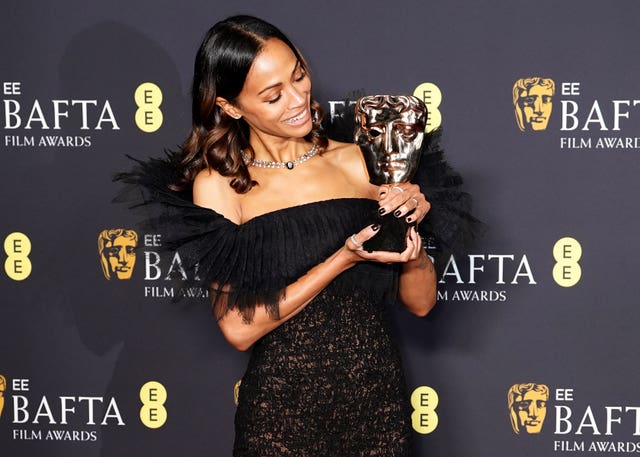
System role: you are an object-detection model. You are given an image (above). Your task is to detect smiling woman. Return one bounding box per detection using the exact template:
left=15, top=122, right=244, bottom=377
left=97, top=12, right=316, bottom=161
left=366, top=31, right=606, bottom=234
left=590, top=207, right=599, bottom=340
left=174, top=17, right=327, bottom=196
left=217, top=40, right=312, bottom=132
left=117, top=15, right=437, bottom=457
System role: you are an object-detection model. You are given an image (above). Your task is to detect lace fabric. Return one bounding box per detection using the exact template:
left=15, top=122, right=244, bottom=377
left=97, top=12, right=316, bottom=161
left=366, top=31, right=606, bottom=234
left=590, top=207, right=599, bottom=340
left=235, top=274, right=411, bottom=456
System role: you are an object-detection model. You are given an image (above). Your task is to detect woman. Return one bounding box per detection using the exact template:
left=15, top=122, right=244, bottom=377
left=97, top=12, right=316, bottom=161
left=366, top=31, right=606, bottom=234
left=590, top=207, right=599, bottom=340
left=124, top=15, right=436, bottom=456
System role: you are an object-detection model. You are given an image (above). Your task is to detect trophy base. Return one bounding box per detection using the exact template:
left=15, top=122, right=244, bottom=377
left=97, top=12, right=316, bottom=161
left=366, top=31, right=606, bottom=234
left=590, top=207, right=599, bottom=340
left=363, top=211, right=415, bottom=253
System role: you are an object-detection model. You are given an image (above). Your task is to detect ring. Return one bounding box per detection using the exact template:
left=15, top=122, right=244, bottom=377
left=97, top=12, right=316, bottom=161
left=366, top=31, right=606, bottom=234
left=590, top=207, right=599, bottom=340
left=391, top=186, right=404, bottom=193
left=411, top=197, right=419, bottom=207
left=350, top=234, right=363, bottom=248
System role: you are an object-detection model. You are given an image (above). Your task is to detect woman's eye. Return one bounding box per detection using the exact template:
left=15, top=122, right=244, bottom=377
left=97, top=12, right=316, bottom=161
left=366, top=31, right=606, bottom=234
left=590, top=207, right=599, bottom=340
left=295, top=71, right=306, bottom=82
left=267, top=94, right=282, bottom=104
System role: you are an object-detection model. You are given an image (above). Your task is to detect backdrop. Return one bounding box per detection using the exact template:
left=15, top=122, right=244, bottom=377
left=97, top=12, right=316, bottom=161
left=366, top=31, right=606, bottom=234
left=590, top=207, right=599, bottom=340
left=2, top=1, right=640, bottom=456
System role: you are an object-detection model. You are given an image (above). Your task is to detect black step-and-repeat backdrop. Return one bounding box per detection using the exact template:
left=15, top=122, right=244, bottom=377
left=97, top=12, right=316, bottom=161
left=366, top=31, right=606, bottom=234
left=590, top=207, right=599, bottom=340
left=2, top=1, right=640, bottom=456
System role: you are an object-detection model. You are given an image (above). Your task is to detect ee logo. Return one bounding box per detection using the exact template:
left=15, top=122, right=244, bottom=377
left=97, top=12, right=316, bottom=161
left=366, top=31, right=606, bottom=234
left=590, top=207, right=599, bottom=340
left=552, top=237, right=582, bottom=287
left=140, top=381, right=167, bottom=429
left=4, top=232, right=32, bottom=281
left=413, top=82, right=442, bottom=133
left=411, top=385, right=439, bottom=434
left=135, top=82, right=163, bottom=133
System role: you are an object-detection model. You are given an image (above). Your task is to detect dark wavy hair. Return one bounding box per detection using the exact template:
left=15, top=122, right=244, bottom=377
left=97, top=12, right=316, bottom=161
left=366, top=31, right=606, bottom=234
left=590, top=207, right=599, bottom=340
left=175, top=15, right=327, bottom=193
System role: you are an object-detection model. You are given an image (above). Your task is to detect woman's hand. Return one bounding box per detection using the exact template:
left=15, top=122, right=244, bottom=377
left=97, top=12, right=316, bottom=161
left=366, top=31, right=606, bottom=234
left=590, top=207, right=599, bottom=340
left=343, top=223, right=436, bottom=317
left=343, top=223, right=423, bottom=265
left=376, top=183, right=431, bottom=224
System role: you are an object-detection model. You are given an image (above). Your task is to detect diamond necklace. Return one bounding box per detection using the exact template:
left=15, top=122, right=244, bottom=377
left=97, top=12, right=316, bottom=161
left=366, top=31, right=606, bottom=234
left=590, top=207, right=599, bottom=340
left=242, top=144, right=320, bottom=170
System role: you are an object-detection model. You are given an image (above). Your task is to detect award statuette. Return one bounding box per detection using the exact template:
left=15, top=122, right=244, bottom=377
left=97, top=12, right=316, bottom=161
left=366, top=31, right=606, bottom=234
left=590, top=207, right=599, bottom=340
left=354, top=95, right=428, bottom=252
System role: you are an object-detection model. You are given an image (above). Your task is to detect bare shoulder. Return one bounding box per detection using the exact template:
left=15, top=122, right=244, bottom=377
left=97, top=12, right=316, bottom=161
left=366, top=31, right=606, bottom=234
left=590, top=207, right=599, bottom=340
left=321, top=139, right=376, bottom=198
left=193, top=168, right=241, bottom=223
left=324, top=139, right=361, bottom=161
left=324, top=140, right=367, bottom=176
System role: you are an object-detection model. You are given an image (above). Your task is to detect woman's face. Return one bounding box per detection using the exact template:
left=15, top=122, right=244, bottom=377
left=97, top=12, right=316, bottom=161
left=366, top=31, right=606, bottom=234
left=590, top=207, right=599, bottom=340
left=231, top=38, right=313, bottom=141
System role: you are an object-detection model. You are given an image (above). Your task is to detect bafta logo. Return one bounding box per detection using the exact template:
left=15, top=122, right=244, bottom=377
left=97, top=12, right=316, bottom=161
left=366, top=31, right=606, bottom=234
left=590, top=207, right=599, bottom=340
left=513, top=77, right=555, bottom=131
left=98, top=229, right=138, bottom=280
left=508, top=382, right=549, bottom=434
left=0, top=374, right=6, bottom=418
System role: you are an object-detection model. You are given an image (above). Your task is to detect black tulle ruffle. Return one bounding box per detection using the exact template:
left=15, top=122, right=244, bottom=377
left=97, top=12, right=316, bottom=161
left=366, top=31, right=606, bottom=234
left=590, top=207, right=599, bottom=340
left=114, top=158, right=396, bottom=322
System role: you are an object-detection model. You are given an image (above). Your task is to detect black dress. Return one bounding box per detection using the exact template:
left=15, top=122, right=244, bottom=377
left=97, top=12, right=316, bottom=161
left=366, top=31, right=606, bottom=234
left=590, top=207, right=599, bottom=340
left=113, top=130, right=479, bottom=456
left=229, top=198, right=411, bottom=456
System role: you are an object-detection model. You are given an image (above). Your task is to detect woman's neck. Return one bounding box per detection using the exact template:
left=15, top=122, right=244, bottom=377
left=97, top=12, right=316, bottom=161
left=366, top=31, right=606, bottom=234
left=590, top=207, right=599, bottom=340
left=249, top=133, right=311, bottom=163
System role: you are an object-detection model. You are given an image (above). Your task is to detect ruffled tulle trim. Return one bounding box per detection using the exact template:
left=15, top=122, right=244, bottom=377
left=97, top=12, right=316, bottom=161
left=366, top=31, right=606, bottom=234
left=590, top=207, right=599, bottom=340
left=115, top=158, right=395, bottom=321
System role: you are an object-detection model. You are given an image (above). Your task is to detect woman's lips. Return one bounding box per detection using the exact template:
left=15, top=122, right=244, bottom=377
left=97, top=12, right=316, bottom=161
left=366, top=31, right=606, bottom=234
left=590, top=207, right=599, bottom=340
left=283, top=107, right=310, bottom=126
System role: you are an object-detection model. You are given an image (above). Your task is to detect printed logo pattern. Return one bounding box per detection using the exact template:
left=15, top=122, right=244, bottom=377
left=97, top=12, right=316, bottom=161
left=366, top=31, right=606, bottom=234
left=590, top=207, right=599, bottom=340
left=139, top=381, right=167, bottom=429
left=0, top=374, right=6, bottom=418
left=553, top=237, right=582, bottom=287
left=413, top=82, right=442, bottom=133
left=135, top=82, right=163, bottom=133
left=411, top=385, right=439, bottom=434
left=98, top=229, right=138, bottom=280
left=4, top=232, right=32, bottom=281
left=513, top=77, right=555, bottom=131
left=508, top=382, right=550, bottom=434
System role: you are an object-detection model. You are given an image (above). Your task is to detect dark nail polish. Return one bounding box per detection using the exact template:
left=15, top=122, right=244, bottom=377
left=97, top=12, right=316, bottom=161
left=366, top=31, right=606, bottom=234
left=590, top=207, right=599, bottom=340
left=406, top=216, right=413, bottom=223
left=394, top=210, right=401, bottom=217
left=378, top=208, right=386, bottom=215
left=379, top=191, right=386, bottom=198
left=371, top=224, right=380, bottom=231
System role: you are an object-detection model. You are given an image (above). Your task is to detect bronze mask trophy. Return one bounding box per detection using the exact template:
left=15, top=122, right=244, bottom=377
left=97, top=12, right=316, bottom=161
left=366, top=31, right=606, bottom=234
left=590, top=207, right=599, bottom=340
left=354, top=95, right=428, bottom=252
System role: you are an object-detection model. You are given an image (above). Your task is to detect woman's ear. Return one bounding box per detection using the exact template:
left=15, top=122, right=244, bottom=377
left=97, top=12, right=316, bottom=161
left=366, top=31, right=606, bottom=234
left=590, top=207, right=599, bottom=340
left=216, top=97, right=242, bottom=119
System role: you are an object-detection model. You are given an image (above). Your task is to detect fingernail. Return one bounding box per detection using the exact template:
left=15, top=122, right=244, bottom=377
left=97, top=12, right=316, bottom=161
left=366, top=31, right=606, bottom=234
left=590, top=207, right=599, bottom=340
left=406, top=216, right=413, bottom=223
left=371, top=224, right=380, bottom=231
left=394, top=210, right=401, bottom=217
left=379, top=191, right=386, bottom=198
left=378, top=208, right=386, bottom=215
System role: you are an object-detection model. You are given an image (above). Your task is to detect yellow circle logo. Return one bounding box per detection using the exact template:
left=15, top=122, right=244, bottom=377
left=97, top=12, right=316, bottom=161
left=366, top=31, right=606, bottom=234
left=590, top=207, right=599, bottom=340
left=552, top=237, right=582, bottom=287
left=411, top=385, right=439, bottom=434
left=134, top=82, right=163, bottom=133
left=139, top=381, right=167, bottom=428
left=4, top=232, right=32, bottom=280
left=413, top=83, right=442, bottom=132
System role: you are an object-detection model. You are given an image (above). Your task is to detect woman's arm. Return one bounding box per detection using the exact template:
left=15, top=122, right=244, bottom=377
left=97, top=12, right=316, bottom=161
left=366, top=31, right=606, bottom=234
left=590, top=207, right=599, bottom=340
left=217, top=243, right=359, bottom=351
left=217, top=223, right=407, bottom=351
left=397, top=228, right=437, bottom=316
left=218, top=223, right=434, bottom=351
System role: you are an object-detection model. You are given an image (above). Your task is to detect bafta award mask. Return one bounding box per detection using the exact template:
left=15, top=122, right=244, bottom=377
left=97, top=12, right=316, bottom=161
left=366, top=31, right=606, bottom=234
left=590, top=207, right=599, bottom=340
left=354, top=95, right=428, bottom=252
left=355, top=95, right=428, bottom=185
